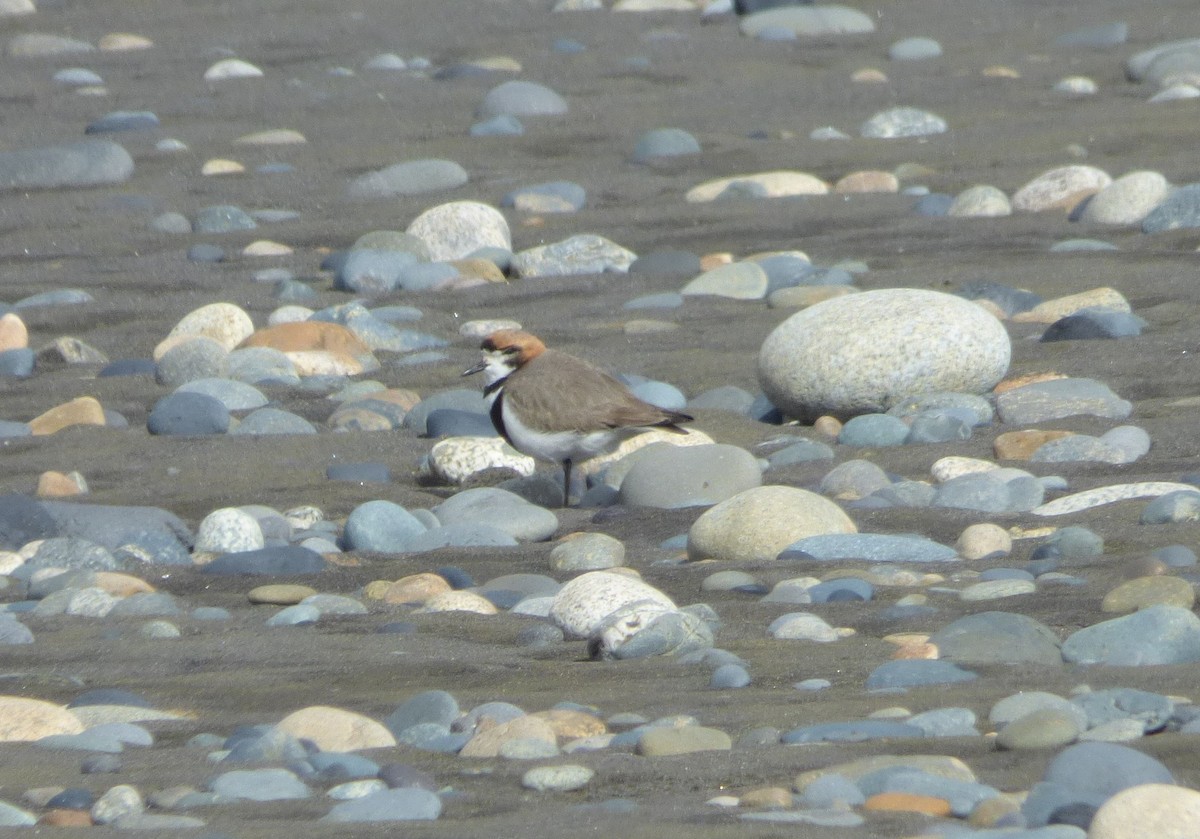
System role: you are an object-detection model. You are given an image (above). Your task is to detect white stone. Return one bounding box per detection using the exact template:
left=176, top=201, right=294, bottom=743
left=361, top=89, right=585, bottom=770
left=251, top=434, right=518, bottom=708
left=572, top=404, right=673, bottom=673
left=1012, top=165, right=1111, bottom=213
left=424, top=436, right=535, bottom=485
left=406, top=201, right=511, bottom=261
left=1080, top=171, right=1171, bottom=225
left=549, top=571, right=676, bottom=638
left=686, top=171, right=828, bottom=203
left=1089, top=783, right=1200, bottom=839
left=688, top=485, right=856, bottom=563
left=204, top=58, right=263, bottom=81
left=165, top=302, right=255, bottom=352
left=758, top=288, right=1011, bottom=421
left=195, top=507, right=265, bottom=554
left=1033, top=482, right=1200, bottom=516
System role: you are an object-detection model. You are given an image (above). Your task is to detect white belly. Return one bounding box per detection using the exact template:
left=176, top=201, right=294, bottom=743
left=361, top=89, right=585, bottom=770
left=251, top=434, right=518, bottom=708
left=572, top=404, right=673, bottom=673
left=501, top=400, right=623, bottom=464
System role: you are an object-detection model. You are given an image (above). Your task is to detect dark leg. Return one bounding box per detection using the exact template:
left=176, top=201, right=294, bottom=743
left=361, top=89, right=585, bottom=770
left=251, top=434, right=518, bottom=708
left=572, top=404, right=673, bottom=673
left=561, top=459, right=572, bottom=507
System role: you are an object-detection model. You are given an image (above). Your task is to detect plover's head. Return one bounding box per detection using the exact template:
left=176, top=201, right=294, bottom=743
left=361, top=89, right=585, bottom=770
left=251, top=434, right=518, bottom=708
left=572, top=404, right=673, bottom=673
left=462, top=329, right=546, bottom=385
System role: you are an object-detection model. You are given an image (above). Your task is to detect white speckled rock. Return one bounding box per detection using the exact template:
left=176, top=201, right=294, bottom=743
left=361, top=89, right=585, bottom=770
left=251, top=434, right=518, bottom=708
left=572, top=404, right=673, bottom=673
left=512, top=234, right=636, bottom=278
left=931, top=456, right=999, bottom=482
left=680, top=262, right=769, bottom=300
left=1089, top=783, right=1200, bottom=839
left=1011, top=165, right=1111, bottom=213
left=194, top=507, right=265, bottom=554
left=164, top=302, right=255, bottom=352
left=948, top=185, right=1012, bottom=217
left=423, top=436, right=535, bottom=485
left=418, top=591, right=499, bottom=614
left=0, top=696, right=85, bottom=741
left=956, top=523, right=1011, bottom=560
left=549, top=571, right=676, bottom=638
left=1080, top=171, right=1171, bottom=226
left=758, top=288, right=1011, bottom=421
left=687, top=485, right=856, bottom=563
left=1033, top=482, right=1200, bottom=516
left=686, top=171, right=828, bottom=203
left=1011, top=287, right=1130, bottom=323
left=406, top=201, right=511, bottom=262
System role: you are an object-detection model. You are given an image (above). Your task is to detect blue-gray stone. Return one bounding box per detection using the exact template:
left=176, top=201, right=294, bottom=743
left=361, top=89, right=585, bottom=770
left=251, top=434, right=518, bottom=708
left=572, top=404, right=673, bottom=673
left=200, top=546, right=327, bottom=576
left=54, top=68, right=104, bottom=86
left=957, top=279, right=1042, bottom=316
left=311, top=752, right=381, bottom=780
left=757, top=255, right=815, bottom=291
left=424, top=408, right=494, bottom=438
left=25, top=536, right=118, bottom=572
left=768, top=439, right=835, bottom=465
left=1073, top=688, right=1173, bottom=733
left=1155, top=545, right=1197, bottom=567
left=802, top=773, right=866, bottom=808
left=85, top=110, right=159, bottom=133
left=209, top=768, right=311, bottom=801
left=38, top=730, right=124, bottom=752
left=15, top=288, right=94, bottom=308
left=114, top=530, right=192, bottom=566
left=858, top=768, right=996, bottom=817
left=1140, top=490, right=1200, bottom=524
left=335, top=249, right=422, bottom=294
left=780, top=533, right=957, bottom=563
left=343, top=500, right=427, bottom=551
left=1143, top=183, right=1200, bottom=233
left=1043, top=741, right=1174, bottom=799
left=0, top=494, right=61, bottom=551
left=266, top=604, right=320, bottom=626
left=889, top=36, right=942, bottom=60
left=0, top=618, right=33, bottom=644
left=1041, top=310, right=1144, bottom=341
left=502, top=180, right=586, bottom=212
left=401, top=523, right=518, bottom=552
left=385, top=690, right=460, bottom=736
left=1062, top=604, right=1200, bottom=665
left=865, top=660, right=978, bottom=691
left=477, top=80, right=568, bottom=118
left=629, top=250, right=701, bottom=277
left=979, top=568, right=1034, bottom=582
left=395, top=262, right=459, bottom=292
left=470, top=114, right=525, bottom=136
left=931, top=472, right=1031, bottom=513
left=0, top=140, right=134, bottom=191
left=327, top=462, right=391, bottom=483
left=274, top=279, right=317, bottom=302
left=627, top=380, right=687, bottom=412
left=323, top=788, right=442, bottom=822
left=1045, top=526, right=1104, bottom=559
left=176, top=378, right=268, bottom=411
left=838, top=413, right=910, bottom=447
left=807, top=577, right=873, bottom=602
left=37, top=500, right=190, bottom=554
left=709, top=663, right=751, bottom=689
left=1049, top=238, right=1119, bottom=252
left=432, top=488, right=557, bottom=542
left=0, top=349, right=33, bottom=377
left=230, top=408, right=317, bottom=435
left=929, top=611, right=1062, bottom=666
left=194, top=205, right=257, bottom=233
left=631, top=128, right=701, bottom=163
left=109, top=592, right=181, bottom=617
left=403, top=389, right=489, bottom=435
left=860, top=107, right=946, bottom=139
left=222, top=726, right=308, bottom=764
left=906, top=410, right=973, bottom=444
left=186, top=243, right=226, bottom=262
left=147, top=392, right=230, bottom=436
left=687, top=385, right=756, bottom=414
left=905, top=708, right=979, bottom=737
left=346, top=159, right=467, bottom=199
left=46, top=787, right=94, bottom=809
left=156, top=338, right=228, bottom=387
left=782, top=720, right=925, bottom=744
left=913, top=193, right=954, bottom=216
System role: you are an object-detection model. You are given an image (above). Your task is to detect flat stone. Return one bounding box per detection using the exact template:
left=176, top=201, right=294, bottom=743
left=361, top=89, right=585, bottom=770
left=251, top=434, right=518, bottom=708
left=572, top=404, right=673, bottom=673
left=637, top=726, right=731, bottom=756
left=1062, top=604, right=1200, bottom=665
left=1102, top=575, right=1195, bottom=613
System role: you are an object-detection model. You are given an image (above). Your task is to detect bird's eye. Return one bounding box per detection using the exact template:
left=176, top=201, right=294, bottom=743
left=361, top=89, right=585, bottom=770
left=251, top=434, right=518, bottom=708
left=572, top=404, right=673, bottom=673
left=503, top=346, right=520, bottom=355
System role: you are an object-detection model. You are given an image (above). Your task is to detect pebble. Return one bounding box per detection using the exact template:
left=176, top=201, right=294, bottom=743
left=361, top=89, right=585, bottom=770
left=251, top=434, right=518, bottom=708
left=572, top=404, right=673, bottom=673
left=688, top=485, right=856, bottom=562
left=928, top=611, right=1062, bottom=665
left=781, top=533, right=957, bottom=563
left=549, top=532, right=625, bottom=572
left=996, top=377, right=1131, bottom=424
left=203, top=58, right=264, bottom=81
left=680, top=261, right=768, bottom=300
left=1143, top=183, right=1200, bottom=233
left=147, top=392, right=230, bottom=436
left=1062, top=604, right=1200, bottom=665
left=860, top=106, right=947, bottom=138
left=477, top=80, right=568, bottom=118
left=738, top=5, right=875, bottom=38
left=549, top=571, right=676, bottom=638
left=948, top=185, right=1013, bottom=217
left=686, top=171, right=828, bottom=202
left=637, top=725, right=731, bottom=756
left=1079, top=170, right=1170, bottom=225
left=1089, top=783, right=1200, bottom=838
left=346, top=159, right=468, bottom=199
left=758, top=288, right=1010, bottom=421
left=512, top=233, right=636, bottom=277
left=616, top=443, right=762, bottom=507
left=631, top=127, right=700, bottom=163
left=1012, top=165, right=1111, bottom=213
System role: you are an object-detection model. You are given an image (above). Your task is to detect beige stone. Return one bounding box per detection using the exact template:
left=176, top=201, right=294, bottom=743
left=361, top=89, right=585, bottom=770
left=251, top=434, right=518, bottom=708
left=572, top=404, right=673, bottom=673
left=740, top=787, right=792, bottom=809
left=91, top=572, right=155, bottom=597
left=1089, top=783, right=1200, bottom=839
left=36, top=470, right=87, bottom=498
left=98, top=32, right=153, bottom=50
left=1101, top=575, right=1195, bottom=613
left=383, top=573, right=451, bottom=604
left=530, top=709, right=606, bottom=740
left=686, top=171, right=828, bottom=203
left=286, top=350, right=366, bottom=377
left=0, top=696, right=84, bottom=741
left=993, top=371, right=1067, bottom=394
left=956, top=523, right=1012, bottom=561
left=834, top=170, right=899, bottom=194
left=418, top=591, right=498, bottom=614
left=240, top=321, right=370, bottom=355
left=451, top=257, right=506, bottom=283
left=994, top=429, right=1075, bottom=460
left=248, top=584, right=318, bottom=605
left=242, top=240, right=292, bottom=256
left=202, top=158, right=244, bottom=176
left=688, top=486, right=856, bottom=563
left=166, top=302, right=255, bottom=352
left=28, top=396, right=106, bottom=435
left=275, top=705, right=396, bottom=752
left=0, top=312, right=28, bottom=350
left=864, top=792, right=952, bottom=816
left=1012, top=165, right=1111, bottom=213
left=459, top=715, right=557, bottom=758
left=235, top=129, right=306, bottom=145
left=1012, top=287, right=1130, bottom=324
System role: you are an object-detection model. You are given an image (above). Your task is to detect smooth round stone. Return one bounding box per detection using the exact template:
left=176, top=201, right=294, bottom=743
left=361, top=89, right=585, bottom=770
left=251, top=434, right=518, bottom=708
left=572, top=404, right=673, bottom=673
left=959, top=578, right=1036, bottom=601
left=998, top=378, right=1133, bottom=425
left=837, top=413, right=910, bottom=446
left=637, top=726, right=731, bottom=756
left=738, top=5, right=876, bottom=37
left=187, top=243, right=226, bottom=264
left=502, top=180, right=585, bottom=213
left=431, top=488, right=557, bottom=542
left=681, top=261, right=768, bottom=300
left=782, top=720, right=924, bottom=745
left=208, top=768, right=309, bottom=802
left=913, top=193, right=954, bottom=216
left=768, top=612, right=841, bottom=642
left=996, top=708, right=1082, bottom=750
left=808, top=577, right=873, bottom=602
left=230, top=408, right=317, bottom=435
left=15, top=289, right=91, bottom=309
left=631, top=128, right=700, bottom=163
left=758, top=289, right=1010, bottom=421
left=346, top=159, right=467, bottom=199
left=203, top=57, right=263, bottom=80
left=630, top=249, right=702, bottom=278
left=176, top=378, right=267, bottom=411
left=200, top=546, right=326, bottom=576
left=955, top=281, right=1039, bottom=318
left=1143, top=183, right=1200, bottom=233
left=1155, top=545, right=1198, bottom=567
left=334, top=249, right=421, bottom=294
left=626, top=379, right=686, bottom=411
left=904, top=410, right=972, bottom=443
left=991, top=691, right=1086, bottom=728
left=710, top=663, right=751, bottom=689
left=860, top=107, right=946, bottom=138
left=1090, top=783, right=1200, bottom=839
left=85, top=110, right=159, bottom=134
left=549, top=533, right=625, bottom=572
left=512, top=233, right=636, bottom=277
left=0, top=348, right=33, bottom=377
left=1140, top=491, right=1200, bottom=524
left=227, top=347, right=300, bottom=385
left=423, top=436, right=532, bottom=485
left=1057, top=21, right=1128, bottom=47
left=688, top=485, right=857, bottom=563
left=1041, top=310, right=1144, bottom=342
left=1102, top=575, right=1194, bottom=613
left=406, top=201, right=511, bottom=262
left=956, top=523, right=1011, bottom=561
left=155, top=336, right=228, bottom=387
left=470, top=113, right=524, bottom=136
left=1080, top=171, right=1168, bottom=225
left=1044, top=741, right=1174, bottom=801
left=1013, top=165, right=1111, bottom=212
left=384, top=691, right=459, bottom=738
left=930, top=611, right=1062, bottom=665
left=146, top=392, right=230, bottom=435
left=618, top=444, right=762, bottom=508
left=865, top=660, right=978, bottom=691
left=889, top=36, right=941, bottom=60
left=1062, top=604, right=1200, bottom=665
left=342, top=500, right=427, bottom=552
left=522, top=764, right=594, bottom=792
left=1074, top=688, right=1173, bottom=732
left=477, top=80, right=568, bottom=118
left=948, top=185, right=1012, bottom=217
left=781, top=533, right=956, bottom=563
left=194, top=204, right=256, bottom=233
left=55, top=67, right=104, bottom=86
left=549, top=571, right=675, bottom=639
left=9, top=32, right=95, bottom=55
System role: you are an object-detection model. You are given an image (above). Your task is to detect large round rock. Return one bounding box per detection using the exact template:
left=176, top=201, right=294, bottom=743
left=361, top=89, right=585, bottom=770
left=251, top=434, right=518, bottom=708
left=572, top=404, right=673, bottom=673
left=688, top=485, right=856, bottom=563
left=757, top=288, right=1010, bottom=421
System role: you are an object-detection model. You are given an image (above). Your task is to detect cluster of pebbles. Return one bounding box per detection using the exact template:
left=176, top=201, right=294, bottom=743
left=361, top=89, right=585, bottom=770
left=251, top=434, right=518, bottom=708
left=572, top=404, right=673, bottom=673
left=3, top=0, right=1200, bottom=837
